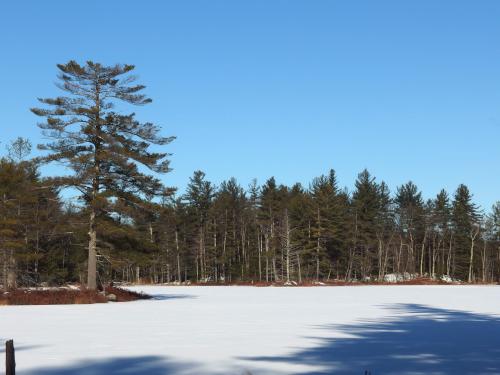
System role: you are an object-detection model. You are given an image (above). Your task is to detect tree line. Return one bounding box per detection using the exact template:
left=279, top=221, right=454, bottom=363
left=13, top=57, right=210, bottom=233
left=1, top=61, right=499, bottom=289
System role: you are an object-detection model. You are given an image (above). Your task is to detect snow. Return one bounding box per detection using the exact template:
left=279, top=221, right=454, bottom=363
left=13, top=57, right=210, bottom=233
left=1, top=285, right=500, bottom=374
left=383, top=273, right=417, bottom=282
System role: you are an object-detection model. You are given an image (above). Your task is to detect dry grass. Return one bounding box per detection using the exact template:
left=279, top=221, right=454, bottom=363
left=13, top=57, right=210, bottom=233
left=105, top=285, right=152, bottom=302
left=0, top=285, right=151, bottom=305
left=0, top=289, right=107, bottom=305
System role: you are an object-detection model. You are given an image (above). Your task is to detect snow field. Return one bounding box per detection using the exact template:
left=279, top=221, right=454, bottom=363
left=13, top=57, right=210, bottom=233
left=1, top=285, right=499, bottom=374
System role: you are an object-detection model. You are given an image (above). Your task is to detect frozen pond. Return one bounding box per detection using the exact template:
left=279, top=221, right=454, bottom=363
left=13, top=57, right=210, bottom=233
left=1, top=285, right=500, bottom=374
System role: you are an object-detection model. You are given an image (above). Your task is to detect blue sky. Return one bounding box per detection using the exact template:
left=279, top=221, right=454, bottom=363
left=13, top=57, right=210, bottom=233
left=1, top=1, right=499, bottom=210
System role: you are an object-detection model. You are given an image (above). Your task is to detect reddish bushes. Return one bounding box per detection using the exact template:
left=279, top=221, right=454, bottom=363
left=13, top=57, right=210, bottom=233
left=0, top=285, right=151, bottom=305
left=105, top=285, right=152, bottom=302
left=0, top=289, right=107, bottom=305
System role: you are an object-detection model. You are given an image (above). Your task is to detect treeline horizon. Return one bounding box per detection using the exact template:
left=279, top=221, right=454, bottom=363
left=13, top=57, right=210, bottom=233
left=1, top=146, right=499, bottom=287
left=1, top=60, right=499, bottom=289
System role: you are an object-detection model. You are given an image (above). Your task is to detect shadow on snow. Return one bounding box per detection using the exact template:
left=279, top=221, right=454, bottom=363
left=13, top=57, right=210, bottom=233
left=243, top=303, right=500, bottom=374
left=0, top=343, right=43, bottom=354
left=150, top=293, right=198, bottom=301
left=24, top=356, right=195, bottom=375
left=17, top=304, right=500, bottom=374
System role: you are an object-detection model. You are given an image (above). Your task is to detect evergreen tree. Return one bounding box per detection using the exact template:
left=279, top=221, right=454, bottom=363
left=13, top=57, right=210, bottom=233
left=214, top=177, right=247, bottom=280
left=350, top=169, right=380, bottom=279
left=288, top=183, right=313, bottom=282
left=431, top=190, right=452, bottom=277
left=310, top=169, right=339, bottom=280
left=395, top=181, right=425, bottom=275
left=184, top=171, right=215, bottom=281
left=258, top=177, right=284, bottom=282
left=374, top=181, right=394, bottom=280
left=7, top=137, right=32, bottom=162
left=0, top=159, right=28, bottom=289
left=452, top=184, right=480, bottom=280
left=32, top=61, right=174, bottom=289
left=490, top=202, right=500, bottom=242
left=487, top=202, right=500, bottom=281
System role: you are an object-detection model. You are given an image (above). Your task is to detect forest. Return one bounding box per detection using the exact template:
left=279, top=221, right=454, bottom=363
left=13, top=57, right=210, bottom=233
left=1, top=61, right=499, bottom=289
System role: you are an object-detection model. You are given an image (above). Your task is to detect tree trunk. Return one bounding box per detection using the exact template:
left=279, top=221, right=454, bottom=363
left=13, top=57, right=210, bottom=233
left=285, top=209, right=290, bottom=283
left=316, top=207, right=321, bottom=281
left=468, top=226, right=479, bottom=283
left=297, top=252, right=302, bottom=284
left=468, top=241, right=474, bottom=283
left=87, top=79, right=102, bottom=291
left=213, top=219, right=217, bottom=282
left=175, top=230, right=181, bottom=282
left=316, top=237, right=320, bottom=281
left=6, top=252, right=16, bottom=290
left=377, top=237, right=383, bottom=281
left=257, top=229, right=262, bottom=282
left=264, top=233, right=269, bottom=282
left=87, top=209, right=97, bottom=290
left=419, top=230, right=427, bottom=276
left=446, top=233, right=453, bottom=276
left=481, top=239, right=487, bottom=282
left=2, top=250, right=8, bottom=289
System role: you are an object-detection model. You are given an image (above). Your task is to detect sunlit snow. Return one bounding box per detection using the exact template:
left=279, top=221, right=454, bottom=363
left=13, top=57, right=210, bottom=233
left=1, top=285, right=500, bottom=374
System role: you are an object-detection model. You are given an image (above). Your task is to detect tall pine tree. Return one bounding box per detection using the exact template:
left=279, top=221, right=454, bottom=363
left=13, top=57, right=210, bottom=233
left=32, top=61, right=174, bottom=289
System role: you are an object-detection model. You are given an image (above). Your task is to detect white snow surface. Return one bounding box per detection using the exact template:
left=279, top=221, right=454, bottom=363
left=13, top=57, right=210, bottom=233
left=1, top=285, right=500, bottom=374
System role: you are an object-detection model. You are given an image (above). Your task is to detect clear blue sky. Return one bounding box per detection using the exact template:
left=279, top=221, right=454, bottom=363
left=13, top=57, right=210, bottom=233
left=1, top=1, right=499, bottom=210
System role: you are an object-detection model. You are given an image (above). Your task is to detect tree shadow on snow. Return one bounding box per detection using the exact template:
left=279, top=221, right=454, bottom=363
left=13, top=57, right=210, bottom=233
left=0, top=343, right=43, bottom=354
left=24, top=355, right=199, bottom=375
left=151, top=294, right=198, bottom=301
left=243, top=304, right=500, bottom=374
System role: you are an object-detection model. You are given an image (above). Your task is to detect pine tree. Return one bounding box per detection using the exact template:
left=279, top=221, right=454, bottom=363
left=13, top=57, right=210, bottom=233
left=214, top=178, right=246, bottom=280
left=452, top=184, right=480, bottom=281
left=395, top=181, right=425, bottom=275
left=490, top=202, right=500, bottom=242
left=7, top=137, right=32, bottom=162
left=31, top=61, right=174, bottom=289
left=258, top=177, right=284, bottom=282
left=247, top=179, right=262, bottom=281
left=350, top=169, right=380, bottom=279
left=487, top=202, right=500, bottom=281
left=310, top=169, right=339, bottom=280
left=184, top=171, right=214, bottom=281
left=374, top=181, right=394, bottom=280
left=0, top=157, right=39, bottom=288
left=431, top=190, right=452, bottom=276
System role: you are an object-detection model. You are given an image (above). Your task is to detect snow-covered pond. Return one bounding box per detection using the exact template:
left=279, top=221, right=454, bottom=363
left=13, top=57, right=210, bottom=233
left=1, top=285, right=500, bottom=374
